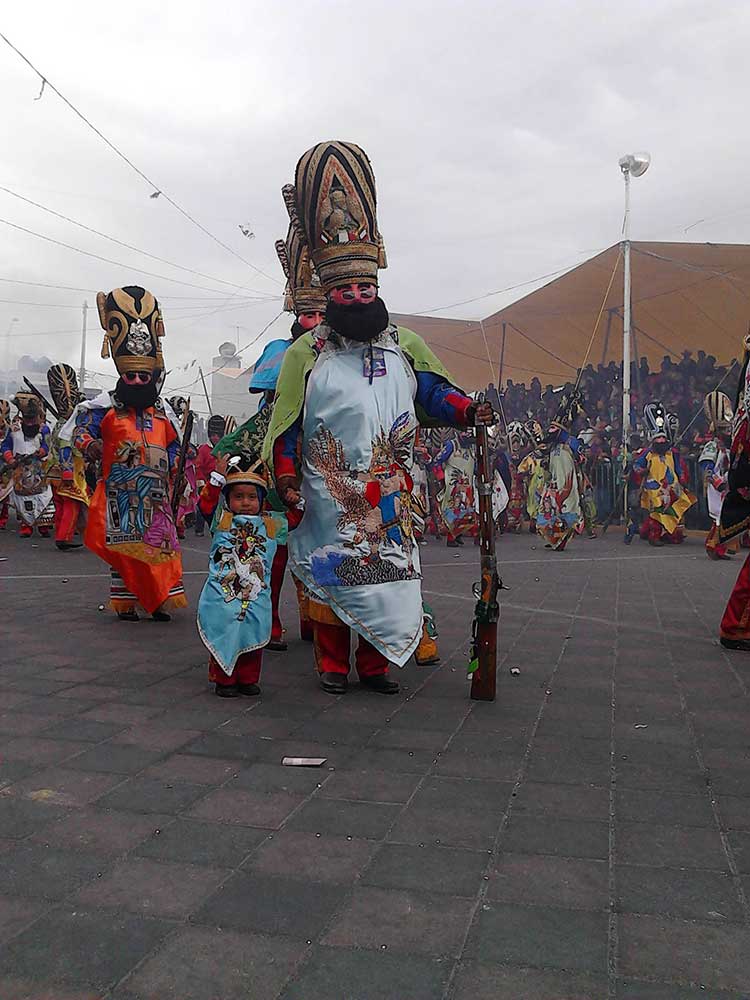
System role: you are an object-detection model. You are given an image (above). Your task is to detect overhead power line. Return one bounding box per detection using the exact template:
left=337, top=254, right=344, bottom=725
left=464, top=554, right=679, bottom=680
left=0, top=185, right=272, bottom=296
left=0, top=30, right=281, bottom=287
left=0, top=215, right=282, bottom=298
left=0, top=276, right=270, bottom=302
left=411, top=258, right=599, bottom=316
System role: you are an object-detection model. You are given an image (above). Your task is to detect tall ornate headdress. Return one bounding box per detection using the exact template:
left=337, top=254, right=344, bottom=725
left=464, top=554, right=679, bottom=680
left=643, top=401, right=669, bottom=441
left=47, top=363, right=83, bottom=420
left=224, top=453, right=267, bottom=493
left=704, top=390, right=733, bottom=433
left=275, top=224, right=326, bottom=316
left=98, top=285, right=165, bottom=375
left=523, top=418, right=545, bottom=447
left=506, top=419, right=526, bottom=456
left=283, top=141, right=387, bottom=294
left=553, top=388, right=584, bottom=430
left=11, top=391, right=45, bottom=424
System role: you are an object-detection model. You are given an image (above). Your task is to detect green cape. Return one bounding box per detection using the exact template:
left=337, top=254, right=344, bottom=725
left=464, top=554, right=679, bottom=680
left=260, top=326, right=459, bottom=466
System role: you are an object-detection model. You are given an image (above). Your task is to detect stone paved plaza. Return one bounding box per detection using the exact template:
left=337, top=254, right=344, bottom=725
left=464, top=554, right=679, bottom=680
left=1, top=526, right=750, bottom=999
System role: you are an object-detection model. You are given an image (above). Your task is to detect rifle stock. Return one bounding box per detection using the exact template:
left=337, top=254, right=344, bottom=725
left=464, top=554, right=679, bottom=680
left=470, top=402, right=500, bottom=702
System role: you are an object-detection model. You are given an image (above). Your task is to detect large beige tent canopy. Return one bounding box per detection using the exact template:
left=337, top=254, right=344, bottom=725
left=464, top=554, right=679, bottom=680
left=394, top=242, right=750, bottom=391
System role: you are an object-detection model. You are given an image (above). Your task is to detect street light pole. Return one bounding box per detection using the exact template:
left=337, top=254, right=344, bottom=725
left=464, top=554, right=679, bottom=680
left=79, top=300, right=88, bottom=393
left=621, top=167, right=632, bottom=444
left=617, top=152, right=651, bottom=451
left=3, top=317, right=19, bottom=398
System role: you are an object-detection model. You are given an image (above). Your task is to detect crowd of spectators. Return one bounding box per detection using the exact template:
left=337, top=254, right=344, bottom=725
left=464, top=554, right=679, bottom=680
left=493, top=350, right=737, bottom=459
left=484, top=351, right=738, bottom=526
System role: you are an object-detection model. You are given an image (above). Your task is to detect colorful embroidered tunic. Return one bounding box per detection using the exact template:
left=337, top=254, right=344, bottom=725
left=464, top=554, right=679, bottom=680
left=699, top=438, right=730, bottom=526
left=634, top=447, right=696, bottom=536
left=265, top=324, right=472, bottom=666
left=45, top=417, right=90, bottom=507
left=536, top=432, right=582, bottom=549
left=71, top=398, right=186, bottom=614
left=197, top=508, right=286, bottom=674
left=1, top=424, right=54, bottom=527
left=434, top=437, right=477, bottom=538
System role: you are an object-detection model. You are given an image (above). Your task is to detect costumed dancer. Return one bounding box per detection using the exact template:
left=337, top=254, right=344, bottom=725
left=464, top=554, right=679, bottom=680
left=503, top=420, right=528, bottom=532
left=45, top=364, right=90, bottom=550
left=166, top=395, right=198, bottom=539
left=195, top=413, right=226, bottom=536
left=263, top=141, right=493, bottom=694
left=433, top=430, right=478, bottom=547
left=518, top=420, right=546, bottom=533
left=699, top=390, right=734, bottom=561
left=577, top=446, right=598, bottom=539
left=197, top=453, right=286, bottom=697
left=1, top=392, right=54, bottom=538
left=411, top=430, right=432, bottom=543
left=623, top=432, right=645, bottom=544
left=718, top=331, right=750, bottom=648
left=0, top=399, right=12, bottom=529
left=245, top=222, right=326, bottom=648
left=536, top=393, right=584, bottom=552
left=634, top=402, right=696, bottom=546
left=66, top=285, right=186, bottom=621
left=489, top=430, right=511, bottom=533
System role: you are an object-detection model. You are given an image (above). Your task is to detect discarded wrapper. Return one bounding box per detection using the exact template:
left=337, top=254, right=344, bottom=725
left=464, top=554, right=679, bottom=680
left=282, top=756, right=327, bottom=767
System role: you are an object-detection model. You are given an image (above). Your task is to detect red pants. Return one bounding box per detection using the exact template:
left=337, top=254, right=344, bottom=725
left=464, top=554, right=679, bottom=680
left=19, top=522, right=49, bottom=538
left=313, top=621, right=389, bottom=678
left=270, top=544, right=288, bottom=642
left=720, top=550, right=750, bottom=640
left=640, top=516, right=683, bottom=544
left=208, top=650, right=262, bottom=686
left=53, top=494, right=83, bottom=544
left=0, top=497, right=8, bottom=529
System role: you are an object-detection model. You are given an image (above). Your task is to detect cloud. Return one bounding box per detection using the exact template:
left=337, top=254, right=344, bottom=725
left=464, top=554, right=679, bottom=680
left=1, top=0, right=749, bottom=396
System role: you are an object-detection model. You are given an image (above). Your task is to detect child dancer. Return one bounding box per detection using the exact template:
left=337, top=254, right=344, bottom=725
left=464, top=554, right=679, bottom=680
left=197, top=455, right=286, bottom=697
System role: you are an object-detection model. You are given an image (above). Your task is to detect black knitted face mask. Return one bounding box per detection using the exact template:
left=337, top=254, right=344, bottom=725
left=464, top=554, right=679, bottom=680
left=325, top=297, right=389, bottom=343
left=115, top=376, right=159, bottom=411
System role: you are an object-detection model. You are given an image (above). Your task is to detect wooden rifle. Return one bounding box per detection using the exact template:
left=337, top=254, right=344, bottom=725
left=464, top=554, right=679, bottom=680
left=469, top=392, right=501, bottom=702
left=171, top=409, right=194, bottom=521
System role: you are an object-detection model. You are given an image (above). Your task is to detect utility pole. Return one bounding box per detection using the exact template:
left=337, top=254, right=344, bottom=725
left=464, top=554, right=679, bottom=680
left=79, top=300, right=88, bottom=393
left=3, top=317, right=19, bottom=397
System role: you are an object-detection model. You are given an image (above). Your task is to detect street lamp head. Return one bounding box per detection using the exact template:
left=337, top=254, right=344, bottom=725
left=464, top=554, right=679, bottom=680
left=619, top=152, right=651, bottom=178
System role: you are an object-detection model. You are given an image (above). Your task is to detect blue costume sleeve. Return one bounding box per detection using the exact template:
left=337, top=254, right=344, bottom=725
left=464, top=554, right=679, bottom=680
left=414, top=372, right=473, bottom=426
left=38, top=425, right=51, bottom=457
left=1, top=429, right=12, bottom=457
left=558, top=429, right=581, bottom=453
left=167, top=438, right=180, bottom=471
left=273, top=414, right=302, bottom=480
left=73, top=406, right=106, bottom=451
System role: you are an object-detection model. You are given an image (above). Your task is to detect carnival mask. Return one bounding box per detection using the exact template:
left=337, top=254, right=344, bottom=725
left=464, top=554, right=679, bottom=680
left=328, top=283, right=378, bottom=306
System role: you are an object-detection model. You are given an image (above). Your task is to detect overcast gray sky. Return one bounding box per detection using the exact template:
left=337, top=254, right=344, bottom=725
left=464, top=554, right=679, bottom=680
left=2, top=0, right=749, bottom=402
